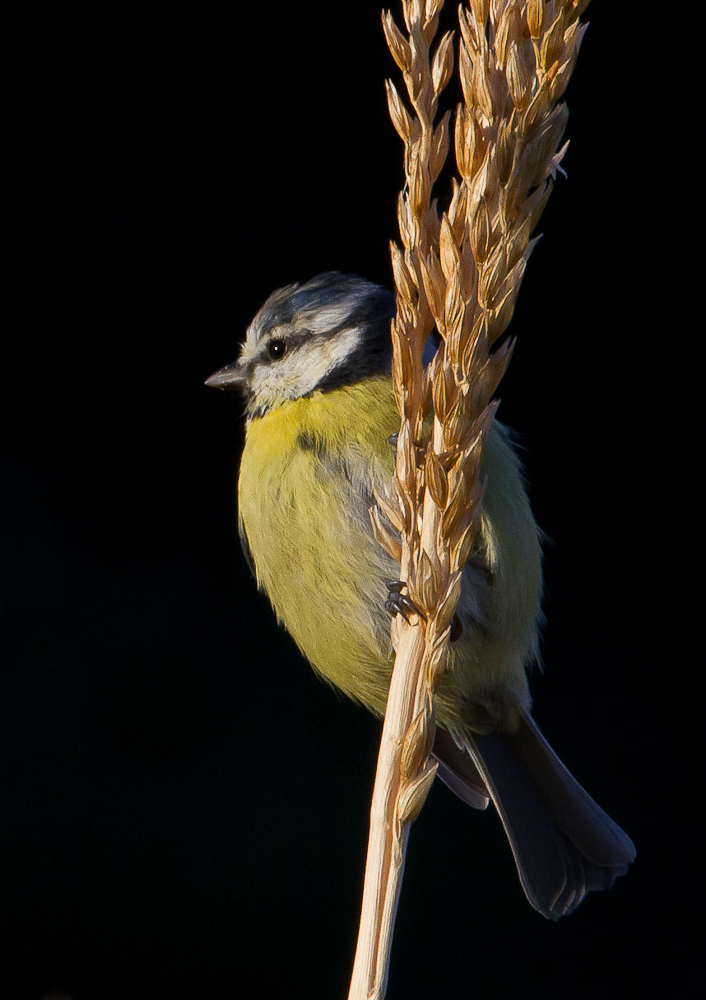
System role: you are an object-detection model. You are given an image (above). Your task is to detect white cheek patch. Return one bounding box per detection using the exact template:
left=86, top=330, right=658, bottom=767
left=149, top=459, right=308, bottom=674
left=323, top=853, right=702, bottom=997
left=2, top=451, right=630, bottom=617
left=250, top=326, right=363, bottom=410
left=290, top=326, right=363, bottom=392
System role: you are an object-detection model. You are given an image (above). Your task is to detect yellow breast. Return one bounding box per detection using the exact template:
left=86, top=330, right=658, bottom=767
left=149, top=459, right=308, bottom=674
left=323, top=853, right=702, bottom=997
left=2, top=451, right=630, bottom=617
left=238, top=376, right=401, bottom=713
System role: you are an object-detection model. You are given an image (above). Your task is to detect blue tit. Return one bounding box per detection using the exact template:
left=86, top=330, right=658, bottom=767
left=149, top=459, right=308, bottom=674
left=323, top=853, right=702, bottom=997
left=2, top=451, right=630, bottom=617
left=206, top=271, right=635, bottom=919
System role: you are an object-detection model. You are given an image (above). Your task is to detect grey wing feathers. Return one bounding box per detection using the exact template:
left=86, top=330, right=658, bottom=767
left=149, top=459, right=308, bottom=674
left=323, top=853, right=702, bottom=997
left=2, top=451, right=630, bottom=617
left=432, top=729, right=490, bottom=810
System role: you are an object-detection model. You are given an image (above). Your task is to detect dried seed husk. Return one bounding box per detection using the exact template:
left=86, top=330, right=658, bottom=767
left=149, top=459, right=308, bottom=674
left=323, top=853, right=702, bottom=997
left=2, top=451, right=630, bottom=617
left=391, top=240, right=418, bottom=307
left=443, top=396, right=469, bottom=449
left=470, top=195, right=491, bottom=263
left=409, top=156, right=427, bottom=215
left=401, top=706, right=433, bottom=780
left=459, top=237, right=477, bottom=305
left=464, top=400, right=499, bottom=465
left=431, top=348, right=454, bottom=422
left=423, top=632, right=449, bottom=688
left=416, top=548, right=441, bottom=614
left=441, top=468, right=468, bottom=538
left=469, top=0, right=490, bottom=39
left=526, top=0, right=544, bottom=39
left=397, top=191, right=415, bottom=251
left=432, top=30, right=455, bottom=94
left=425, top=446, right=449, bottom=510
left=430, top=112, right=452, bottom=184
left=370, top=505, right=402, bottom=563
left=472, top=48, right=494, bottom=122
left=422, top=202, right=442, bottom=256
left=489, top=278, right=520, bottom=342
left=397, top=759, right=438, bottom=825
left=465, top=144, right=493, bottom=221
left=451, top=519, right=477, bottom=572
left=504, top=212, right=531, bottom=272
left=448, top=176, right=468, bottom=244
left=457, top=39, right=475, bottom=118
left=419, top=250, right=445, bottom=330
left=386, top=79, right=414, bottom=144
left=540, top=11, right=566, bottom=74
left=496, top=117, right=515, bottom=186
left=394, top=466, right=415, bottom=533
left=439, top=214, right=460, bottom=281
left=506, top=41, right=531, bottom=111
left=433, top=570, right=463, bottom=632
left=423, top=0, right=446, bottom=41
left=482, top=335, right=515, bottom=397
left=521, top=73, right=551, bottom=131
left=461, top=310, right=489, bottom=377
left=524, top=102, right=569, bottom=188
left=478, top=244, right=506, bottom=307
left=382, top=10, right=413, bottom=72
left=444, top=271, right=465, bottom=356
left=493, top=1, right=517, bottom=68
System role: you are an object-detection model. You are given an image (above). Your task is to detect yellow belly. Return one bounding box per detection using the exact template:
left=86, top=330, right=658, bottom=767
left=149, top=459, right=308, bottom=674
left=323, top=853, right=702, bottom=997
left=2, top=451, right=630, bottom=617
left=238, top=376, right=543, bottom=733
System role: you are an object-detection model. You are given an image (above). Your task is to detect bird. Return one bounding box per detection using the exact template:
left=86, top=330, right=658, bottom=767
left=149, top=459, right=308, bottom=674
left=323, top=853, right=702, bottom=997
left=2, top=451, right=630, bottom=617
left=206, top=271, right=635, bottom=919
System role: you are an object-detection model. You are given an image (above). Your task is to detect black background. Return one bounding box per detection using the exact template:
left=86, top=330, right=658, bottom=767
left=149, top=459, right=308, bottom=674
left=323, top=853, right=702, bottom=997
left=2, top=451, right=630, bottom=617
left=2, top=2, right=695, bottom=998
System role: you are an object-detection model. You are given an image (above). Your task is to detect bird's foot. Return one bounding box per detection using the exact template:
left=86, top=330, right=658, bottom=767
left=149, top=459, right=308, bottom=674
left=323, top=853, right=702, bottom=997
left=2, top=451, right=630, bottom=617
left=385, top=581, right=421, bottom=624
left=386, top=582, right=463, bottom=637
left=387, top=432, right=426, bottom=462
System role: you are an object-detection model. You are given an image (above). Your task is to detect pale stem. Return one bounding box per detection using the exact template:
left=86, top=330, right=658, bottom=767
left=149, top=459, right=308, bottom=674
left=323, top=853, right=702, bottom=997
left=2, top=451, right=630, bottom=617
left=348, top=622, right=431, bottom=1000
left=420, top=415, right=448, bottom=564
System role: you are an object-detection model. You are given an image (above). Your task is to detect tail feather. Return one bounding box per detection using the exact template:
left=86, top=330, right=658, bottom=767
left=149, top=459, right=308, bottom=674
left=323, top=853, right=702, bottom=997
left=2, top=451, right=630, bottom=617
left=502, top=713, right=636, bottom=868
left=432, top=714, right=635, bottom=920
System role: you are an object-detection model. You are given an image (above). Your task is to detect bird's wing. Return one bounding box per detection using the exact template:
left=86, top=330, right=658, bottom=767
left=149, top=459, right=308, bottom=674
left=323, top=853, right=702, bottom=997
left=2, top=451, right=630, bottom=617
left=432, top=728, right=490, bottom=810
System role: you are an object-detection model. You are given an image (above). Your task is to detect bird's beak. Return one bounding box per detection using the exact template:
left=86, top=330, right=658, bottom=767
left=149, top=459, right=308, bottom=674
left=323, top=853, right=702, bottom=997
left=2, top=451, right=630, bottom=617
left=204, top=361, right=246, bottom=390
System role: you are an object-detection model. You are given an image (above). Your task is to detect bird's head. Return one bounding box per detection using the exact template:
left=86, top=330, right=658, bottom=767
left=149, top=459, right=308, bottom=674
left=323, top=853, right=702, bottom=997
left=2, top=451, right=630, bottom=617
left=205, top=272, right=396, bottom=418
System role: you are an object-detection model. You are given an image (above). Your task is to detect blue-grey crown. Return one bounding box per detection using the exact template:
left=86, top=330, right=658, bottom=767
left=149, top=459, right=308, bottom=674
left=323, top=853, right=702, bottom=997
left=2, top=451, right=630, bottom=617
left=253, top=271, right=397, bottom=390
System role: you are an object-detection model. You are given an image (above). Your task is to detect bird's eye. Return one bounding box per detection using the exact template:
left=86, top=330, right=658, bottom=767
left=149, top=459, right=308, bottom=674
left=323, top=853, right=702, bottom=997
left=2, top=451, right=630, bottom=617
left=267, top=339, right=287, bottom=361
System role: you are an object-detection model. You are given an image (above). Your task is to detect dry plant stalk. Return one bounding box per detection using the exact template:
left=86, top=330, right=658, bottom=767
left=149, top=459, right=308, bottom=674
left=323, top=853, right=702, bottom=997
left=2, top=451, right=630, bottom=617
left=349, top=1, right=589, bottom=997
